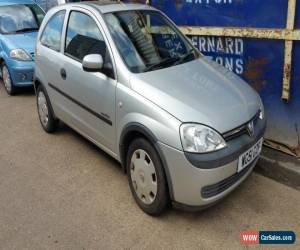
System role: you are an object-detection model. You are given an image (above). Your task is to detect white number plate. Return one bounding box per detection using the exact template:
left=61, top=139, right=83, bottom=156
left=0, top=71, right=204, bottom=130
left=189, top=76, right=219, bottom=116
left=237, top=138, right=263, bottom=172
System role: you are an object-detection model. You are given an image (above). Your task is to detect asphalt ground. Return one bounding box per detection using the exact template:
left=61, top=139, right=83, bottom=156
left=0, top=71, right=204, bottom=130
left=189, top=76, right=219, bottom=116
left=0, top=83, right=299, bottom=250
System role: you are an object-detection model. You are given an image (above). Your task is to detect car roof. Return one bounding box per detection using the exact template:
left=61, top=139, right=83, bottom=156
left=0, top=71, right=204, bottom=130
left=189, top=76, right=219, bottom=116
left=70, top=1, right=154, bottom=14
left=0, top=0, right=35, bottom=7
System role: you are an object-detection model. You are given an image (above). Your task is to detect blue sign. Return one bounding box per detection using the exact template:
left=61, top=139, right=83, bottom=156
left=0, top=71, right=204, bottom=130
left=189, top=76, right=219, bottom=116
left=153, top=0, right=288, bottom=28
left=259, top=231, right=296, bottom=244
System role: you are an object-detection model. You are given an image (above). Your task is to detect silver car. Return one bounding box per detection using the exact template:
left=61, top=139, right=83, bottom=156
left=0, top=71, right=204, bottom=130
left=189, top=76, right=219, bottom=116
left=34, top=2, right=266, bottom=215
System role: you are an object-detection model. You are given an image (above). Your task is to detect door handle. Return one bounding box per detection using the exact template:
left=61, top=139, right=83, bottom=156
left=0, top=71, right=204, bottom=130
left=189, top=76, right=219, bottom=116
left=60, top=68, right=67, bottom=80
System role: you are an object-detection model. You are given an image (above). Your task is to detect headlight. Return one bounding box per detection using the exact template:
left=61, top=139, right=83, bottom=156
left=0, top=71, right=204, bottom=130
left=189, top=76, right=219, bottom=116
left=258, top=99, right=264, bottom=120
left=259, top=109, right=264, bottom=120
left=10, top=49, right=32, bottom=61
left=180, top=124, right=227, bottom=153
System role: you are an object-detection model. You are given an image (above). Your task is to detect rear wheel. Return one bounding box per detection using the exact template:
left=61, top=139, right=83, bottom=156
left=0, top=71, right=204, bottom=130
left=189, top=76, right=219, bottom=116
left=127, top=138, right=170, bottom=216
left=1, top=64, right=16, bottom=95
left=36, top=85, right=58, bottom=133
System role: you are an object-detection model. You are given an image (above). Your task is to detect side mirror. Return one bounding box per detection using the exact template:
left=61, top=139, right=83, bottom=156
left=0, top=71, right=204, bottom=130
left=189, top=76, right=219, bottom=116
left=82, top=54, right=103, bottom=72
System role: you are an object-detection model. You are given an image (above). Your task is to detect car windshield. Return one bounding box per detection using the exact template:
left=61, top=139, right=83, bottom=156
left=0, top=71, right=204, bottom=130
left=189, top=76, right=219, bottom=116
left=104, top=10, right=200, bottom=73
left=0, top=4, right=45, bottom=35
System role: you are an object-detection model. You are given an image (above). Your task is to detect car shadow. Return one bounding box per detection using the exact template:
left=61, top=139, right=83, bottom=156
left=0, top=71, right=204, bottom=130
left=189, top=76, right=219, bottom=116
left=56, top=121, right=122, bottom=170
left=0, top=81, right=35, bottom=96
left=17, top=86, right=35, bottom=96
left=11, top=86, right=35, bottom=96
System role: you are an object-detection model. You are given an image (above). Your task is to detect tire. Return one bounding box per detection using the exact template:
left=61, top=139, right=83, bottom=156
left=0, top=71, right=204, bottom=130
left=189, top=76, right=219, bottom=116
left=1, top=64, right=16, bottom=95
left=126, top=138, right=170, bottom=216
left=36, top=85, right=58, bottom=133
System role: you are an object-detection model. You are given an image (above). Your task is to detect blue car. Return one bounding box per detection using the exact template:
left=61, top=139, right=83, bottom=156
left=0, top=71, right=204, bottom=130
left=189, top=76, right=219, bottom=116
left=0, top=0, right=45, bottom=95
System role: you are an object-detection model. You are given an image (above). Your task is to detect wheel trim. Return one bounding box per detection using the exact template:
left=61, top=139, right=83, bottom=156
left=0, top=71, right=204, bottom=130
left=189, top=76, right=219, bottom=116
left=2, top=66, right=12, bottom=93
left=37, top=91, right=49, bottom=127
left=130, top=149, right=158, bottom=205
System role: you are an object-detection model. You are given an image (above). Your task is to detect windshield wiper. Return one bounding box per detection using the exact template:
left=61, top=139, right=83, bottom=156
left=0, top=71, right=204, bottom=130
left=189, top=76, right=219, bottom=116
left=15, top=27, right=39, bottom=33
left=144, top=57, right=180, bottom=72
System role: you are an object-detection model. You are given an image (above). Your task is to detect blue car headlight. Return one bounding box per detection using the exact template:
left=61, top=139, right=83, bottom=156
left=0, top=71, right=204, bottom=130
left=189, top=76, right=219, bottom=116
left=10, top=49, right=32, bottom=61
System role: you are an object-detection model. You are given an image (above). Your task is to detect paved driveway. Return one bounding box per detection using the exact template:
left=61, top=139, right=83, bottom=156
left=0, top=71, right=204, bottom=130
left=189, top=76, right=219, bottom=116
left=0, top=84, right=299, bottom=249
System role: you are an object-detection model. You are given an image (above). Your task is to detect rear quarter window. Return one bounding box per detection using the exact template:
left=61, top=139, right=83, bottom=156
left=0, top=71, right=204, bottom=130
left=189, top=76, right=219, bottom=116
left=40, top=10, right=65, bottom=51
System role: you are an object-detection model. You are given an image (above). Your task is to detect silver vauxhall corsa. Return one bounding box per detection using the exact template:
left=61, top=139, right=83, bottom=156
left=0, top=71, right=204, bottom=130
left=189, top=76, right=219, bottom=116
left=34, top=1, right=266, bottom=215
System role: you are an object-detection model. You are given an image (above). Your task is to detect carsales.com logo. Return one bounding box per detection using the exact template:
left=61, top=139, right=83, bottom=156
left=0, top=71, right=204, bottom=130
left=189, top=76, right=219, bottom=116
left=240, top=231, right=296, bottom=245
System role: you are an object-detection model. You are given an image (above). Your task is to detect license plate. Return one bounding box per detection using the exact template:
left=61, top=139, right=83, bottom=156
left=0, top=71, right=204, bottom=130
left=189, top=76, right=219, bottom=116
left=238, top=138, right=263, bottom=172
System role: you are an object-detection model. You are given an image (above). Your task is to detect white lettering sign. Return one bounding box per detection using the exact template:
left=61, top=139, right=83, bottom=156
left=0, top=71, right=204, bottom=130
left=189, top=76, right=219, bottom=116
left=185, top=0, right=233, bottom=4
left=192, top=36, right=244, bottom=75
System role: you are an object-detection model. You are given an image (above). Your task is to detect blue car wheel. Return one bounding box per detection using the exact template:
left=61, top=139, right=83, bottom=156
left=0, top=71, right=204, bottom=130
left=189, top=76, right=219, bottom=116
left=1, top=64, right=16, bottom=95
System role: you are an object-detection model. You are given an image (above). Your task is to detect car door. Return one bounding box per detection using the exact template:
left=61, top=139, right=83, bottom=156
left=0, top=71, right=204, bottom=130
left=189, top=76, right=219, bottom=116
left=56, top=9, right=117, bottom=154
left=37, top=9, right=66, bottom=109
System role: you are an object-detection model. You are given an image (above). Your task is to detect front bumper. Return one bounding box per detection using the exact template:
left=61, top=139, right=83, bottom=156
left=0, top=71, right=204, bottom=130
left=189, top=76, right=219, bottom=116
left=7, top=60, right=34, bottom=87
left=158, top=117, right=266, bottom=208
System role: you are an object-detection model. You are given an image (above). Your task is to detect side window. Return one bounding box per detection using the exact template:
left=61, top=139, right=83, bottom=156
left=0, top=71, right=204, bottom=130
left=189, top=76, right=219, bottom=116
left=65, top=11, right=110, bottom=64
left=40, top=10, right=65, bottom=51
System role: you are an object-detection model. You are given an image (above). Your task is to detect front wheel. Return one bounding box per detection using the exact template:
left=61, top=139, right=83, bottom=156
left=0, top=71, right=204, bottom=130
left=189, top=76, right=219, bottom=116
left=126, top=138, right=170, bottom=216
left=1, top=64, right=16, bottom=95
left=36, top=85, right=58, bottom=133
